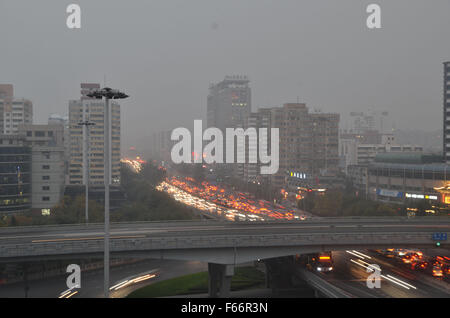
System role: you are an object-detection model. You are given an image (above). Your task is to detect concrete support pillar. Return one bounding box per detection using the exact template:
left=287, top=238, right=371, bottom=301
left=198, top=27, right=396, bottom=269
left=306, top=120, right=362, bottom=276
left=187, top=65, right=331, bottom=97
left=208, top=263, right=234, bottom=298
left=265, top=267, right=271, bottom=289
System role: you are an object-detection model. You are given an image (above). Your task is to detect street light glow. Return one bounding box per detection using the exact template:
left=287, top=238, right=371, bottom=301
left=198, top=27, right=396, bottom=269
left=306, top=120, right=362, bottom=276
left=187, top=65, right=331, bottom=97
left=86, top=87, right=129, bottom=100
left=87, top=87, right=129, bottom=299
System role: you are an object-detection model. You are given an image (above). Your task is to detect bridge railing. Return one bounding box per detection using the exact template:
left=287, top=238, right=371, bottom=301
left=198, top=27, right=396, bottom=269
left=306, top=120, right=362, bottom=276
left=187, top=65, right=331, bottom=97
left=0, top=216, right=449, bottom=234
left=0, top=231, right=440, bottom=260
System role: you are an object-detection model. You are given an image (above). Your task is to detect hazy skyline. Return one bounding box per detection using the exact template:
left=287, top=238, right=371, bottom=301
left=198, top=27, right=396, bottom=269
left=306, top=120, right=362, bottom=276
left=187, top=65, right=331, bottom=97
left=1, top=0, right=449, bottom=154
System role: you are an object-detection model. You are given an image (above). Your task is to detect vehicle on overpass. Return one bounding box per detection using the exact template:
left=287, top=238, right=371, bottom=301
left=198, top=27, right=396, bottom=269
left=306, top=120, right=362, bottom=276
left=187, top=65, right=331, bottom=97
left=434, top=256, right=450, bottom=277
left=400, top=250, right=423, bottom=264
left=373, top=248, right=396, bottom=258
left=431, top=260, right=444, bottom=277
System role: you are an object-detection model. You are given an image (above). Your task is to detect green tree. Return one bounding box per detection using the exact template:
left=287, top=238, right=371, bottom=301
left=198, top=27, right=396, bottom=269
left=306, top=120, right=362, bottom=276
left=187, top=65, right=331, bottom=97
left=47, top=195, right=103, bottom=224
left=193, top=164, right=205, bottom=183
left=313, top=190, right=343, bottom=217
left=298, top=191, right=315, bottom=212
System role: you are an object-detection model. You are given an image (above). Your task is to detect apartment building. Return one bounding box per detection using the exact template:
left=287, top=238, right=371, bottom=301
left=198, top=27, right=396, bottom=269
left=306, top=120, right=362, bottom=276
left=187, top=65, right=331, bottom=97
left=257, top=103, right=340, bottom=190
left=68, top=83, right=121, bottom=186
left=243, top=108, right=272, bottom=183
left=0, top=84, right=32, bottom=135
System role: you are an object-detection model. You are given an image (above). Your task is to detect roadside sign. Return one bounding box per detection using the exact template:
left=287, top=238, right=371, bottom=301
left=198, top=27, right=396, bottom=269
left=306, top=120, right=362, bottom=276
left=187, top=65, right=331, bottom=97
left=432, top=233, right=447, bottom=241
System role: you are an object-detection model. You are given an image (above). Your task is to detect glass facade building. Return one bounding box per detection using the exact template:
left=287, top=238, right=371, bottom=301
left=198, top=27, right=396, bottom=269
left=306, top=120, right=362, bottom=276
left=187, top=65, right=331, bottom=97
left=444, top=61, right=450, bottom=163
left=0, top=144, right=31, bottom=214
left=367, top=153, right=448, bottom=204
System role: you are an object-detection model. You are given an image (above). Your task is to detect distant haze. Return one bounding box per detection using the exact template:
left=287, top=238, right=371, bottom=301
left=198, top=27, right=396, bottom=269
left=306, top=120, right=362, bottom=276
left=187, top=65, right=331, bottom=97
left=0, top=0, right=449, bottom=156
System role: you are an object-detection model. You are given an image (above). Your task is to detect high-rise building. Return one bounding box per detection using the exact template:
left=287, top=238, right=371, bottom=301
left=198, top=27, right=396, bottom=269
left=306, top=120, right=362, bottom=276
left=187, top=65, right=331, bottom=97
left=239, top=103, right=340, bottom=189
left=243, top=108, right=272, bottom=183
left=207, top=76, right=251, bottom=178
left=310, top=112, right=340, bottom=177
left=0, top=84, right=32, bottom=134
left=444, top=61, right=450, bottom=163
left=48, top=114, right=70, bottom=183
left=151, top=130, right=175, bottom=165
left=268, top=103, right=340, bottom=190
left=207, top=75, right=251, bottom=132
left=68, top=83, right=121, bottom=186
left=269, top=103, right=312, bottom=188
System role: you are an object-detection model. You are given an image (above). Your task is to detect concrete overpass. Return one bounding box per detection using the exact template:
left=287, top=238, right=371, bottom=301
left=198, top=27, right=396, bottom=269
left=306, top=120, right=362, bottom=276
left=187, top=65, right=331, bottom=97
left=1, top=217, right=448, bottom=263
left=1, top=217, right=448, bottom=297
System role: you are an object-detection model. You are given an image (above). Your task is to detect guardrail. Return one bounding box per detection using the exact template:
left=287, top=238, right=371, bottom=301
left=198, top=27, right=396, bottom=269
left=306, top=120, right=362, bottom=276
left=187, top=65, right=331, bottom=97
left=294, top=268, right=352, bottom=298
left=1, top=216, right=449, bottom=234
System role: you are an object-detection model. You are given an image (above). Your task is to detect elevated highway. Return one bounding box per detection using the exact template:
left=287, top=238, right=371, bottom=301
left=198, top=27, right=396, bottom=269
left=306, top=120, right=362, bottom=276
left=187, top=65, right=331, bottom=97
left=1, top=217, right=448, bottom=264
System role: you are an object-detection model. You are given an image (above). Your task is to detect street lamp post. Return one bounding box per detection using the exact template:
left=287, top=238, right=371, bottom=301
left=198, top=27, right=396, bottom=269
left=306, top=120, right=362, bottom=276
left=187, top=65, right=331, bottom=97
left=87, top=87, right=129, bottom=298
left=78, top=119, right=95, bottom=224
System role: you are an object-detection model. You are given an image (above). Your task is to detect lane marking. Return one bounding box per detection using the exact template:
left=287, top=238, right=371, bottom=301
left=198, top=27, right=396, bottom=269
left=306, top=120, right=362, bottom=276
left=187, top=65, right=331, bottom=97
left=32, top=235, right=146, bottom=243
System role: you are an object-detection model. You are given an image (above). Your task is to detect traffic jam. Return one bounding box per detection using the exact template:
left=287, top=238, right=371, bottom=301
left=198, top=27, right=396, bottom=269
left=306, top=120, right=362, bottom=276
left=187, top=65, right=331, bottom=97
left=156, top=176, right=450, bottom=282
left=371, top=248, right=450, bottom=279
left=156, top=176, right=307, bottom=221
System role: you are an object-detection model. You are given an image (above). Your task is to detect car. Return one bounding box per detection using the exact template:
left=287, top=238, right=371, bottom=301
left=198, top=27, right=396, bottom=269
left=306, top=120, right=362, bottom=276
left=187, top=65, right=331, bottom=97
left=432, top=263, right=444, bottom=277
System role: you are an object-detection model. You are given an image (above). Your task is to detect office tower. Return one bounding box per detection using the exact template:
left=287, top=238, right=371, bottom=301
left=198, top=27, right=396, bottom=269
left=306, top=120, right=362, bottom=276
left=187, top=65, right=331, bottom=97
left=444, top=61, right=450, bottom=163
left=0, top=84, right=32, bottom=134
left=207, top=76, right=251, bottom=178
left=18, top=124, right=65, bottom=215
left=207, top=75, right=251, bottom=132
left=68, top=83, right=121, bottom=186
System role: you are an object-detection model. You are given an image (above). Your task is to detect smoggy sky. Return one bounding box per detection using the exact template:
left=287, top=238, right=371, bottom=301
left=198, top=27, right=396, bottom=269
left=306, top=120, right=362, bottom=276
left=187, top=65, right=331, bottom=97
left=0, top=0, right=449, bottom=155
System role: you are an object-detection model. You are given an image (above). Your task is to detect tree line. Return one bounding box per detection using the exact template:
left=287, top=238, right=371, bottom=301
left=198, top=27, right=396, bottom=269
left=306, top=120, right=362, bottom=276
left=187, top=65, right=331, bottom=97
left=0, top=161, right=199, bottom=227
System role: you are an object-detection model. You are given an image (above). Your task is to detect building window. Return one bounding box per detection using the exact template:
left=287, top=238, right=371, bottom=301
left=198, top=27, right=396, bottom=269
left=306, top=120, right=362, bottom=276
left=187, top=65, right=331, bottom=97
left=42, top=197, right=50, bottom=201
left=35, top=131, right=45, bottom=137
left=42, top=186, right=50, bottom=191
left=42, top=176, right=50, bottom=180
left=42, top=165, right=50, bottom=170
left=27, top=131, right=32, bottom=137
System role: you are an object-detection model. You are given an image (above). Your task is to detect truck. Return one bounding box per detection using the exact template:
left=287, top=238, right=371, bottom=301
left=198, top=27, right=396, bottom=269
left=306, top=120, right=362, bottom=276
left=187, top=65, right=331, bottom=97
left=296, top=252, right=334, bottom=273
